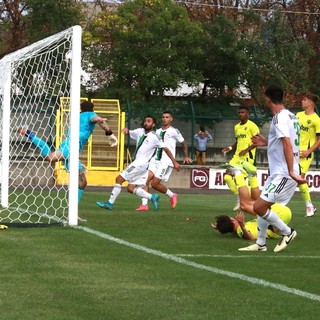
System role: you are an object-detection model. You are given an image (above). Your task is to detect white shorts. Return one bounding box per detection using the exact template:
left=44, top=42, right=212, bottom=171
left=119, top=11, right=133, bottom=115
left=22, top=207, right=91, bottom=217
left=260, top=175, right=297, bottom=205
left=148, top=160, right=173, bottom=182
left=120, top=163, right=148, bottom=186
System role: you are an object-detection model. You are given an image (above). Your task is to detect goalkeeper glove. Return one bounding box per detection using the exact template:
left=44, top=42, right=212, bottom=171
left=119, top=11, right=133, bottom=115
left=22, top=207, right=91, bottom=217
left=109, top=134, right=118, bottom=147
left=105, top=130, right=118, bottom=147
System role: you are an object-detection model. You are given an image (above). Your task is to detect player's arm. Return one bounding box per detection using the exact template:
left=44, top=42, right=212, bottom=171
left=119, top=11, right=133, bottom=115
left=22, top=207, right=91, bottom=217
left=239, top=125, right=259, bottom=156
left=300, top=134, right=320, bottom=158
left=235, top=212, right=255, bottom=241
left=251, top=134, right=268, bottom=147
left=281, top=137, right=306, bottom=184
left=222, top=141, right=237, bottom=155
left=238, top=143, right=257, bottom=157
left=180, top=141, right=193, bottom=164
left=92, top=116, right=118, bottom=147
left=163, top=147, right=181, bottom=171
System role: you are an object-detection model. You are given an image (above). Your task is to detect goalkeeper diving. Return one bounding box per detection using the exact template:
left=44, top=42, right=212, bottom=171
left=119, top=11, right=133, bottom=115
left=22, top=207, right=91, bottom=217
left=18, top=101, right=117, bottom=210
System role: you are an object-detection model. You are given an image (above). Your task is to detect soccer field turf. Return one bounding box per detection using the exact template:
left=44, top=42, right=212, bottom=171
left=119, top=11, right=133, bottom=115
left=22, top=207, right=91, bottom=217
left=1, top=190, right=320, bottom=319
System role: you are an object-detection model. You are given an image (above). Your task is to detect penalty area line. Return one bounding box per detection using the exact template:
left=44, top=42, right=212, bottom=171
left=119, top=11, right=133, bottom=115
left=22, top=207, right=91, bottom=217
left=76, top=226, right=320, bottom=302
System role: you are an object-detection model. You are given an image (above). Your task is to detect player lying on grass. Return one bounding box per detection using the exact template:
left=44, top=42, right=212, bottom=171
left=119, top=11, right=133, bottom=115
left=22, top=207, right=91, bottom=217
left=211, top=203, right=292, bottom=240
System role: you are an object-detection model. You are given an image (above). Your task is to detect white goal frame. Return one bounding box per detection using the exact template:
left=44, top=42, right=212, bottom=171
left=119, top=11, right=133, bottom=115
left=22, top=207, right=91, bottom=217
left=0, top=26, right=82, bottom=226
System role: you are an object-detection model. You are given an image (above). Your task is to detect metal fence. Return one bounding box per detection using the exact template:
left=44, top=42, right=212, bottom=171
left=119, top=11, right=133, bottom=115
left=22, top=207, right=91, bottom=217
left=123, top=100, right=320, bottom=168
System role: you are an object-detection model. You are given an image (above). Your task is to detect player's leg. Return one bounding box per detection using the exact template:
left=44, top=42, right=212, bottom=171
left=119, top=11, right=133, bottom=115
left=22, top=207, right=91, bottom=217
left=18, top=128, right=52, bottom=157
left=96, top=173, right=126, bottom=210
left=248, top=175, right=260, bottom=200
left=130, top=171, right=160, bottom=211
left=223, top=157, right=250, bottom=210
left=234, top=173, right=255, bottom=214
left=78, top=166, right=87, bottom=203
left=254, top=176, right=297, bottom=252
left=299, top=157, right=316, bottom=217
left=136, top=169, right=155, bottom=211
left=224, top=173, right=240, bottom=210
left=150, top=164, right=177, bottom=209
left=77, top=166, right=88, bottom=222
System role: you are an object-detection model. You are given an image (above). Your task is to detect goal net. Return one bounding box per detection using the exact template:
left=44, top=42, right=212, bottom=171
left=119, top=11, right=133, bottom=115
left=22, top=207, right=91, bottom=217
left=0, top=26, right=82, bottom=226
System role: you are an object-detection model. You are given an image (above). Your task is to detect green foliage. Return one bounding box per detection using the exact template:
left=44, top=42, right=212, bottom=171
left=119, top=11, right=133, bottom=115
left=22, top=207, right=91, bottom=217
left=240, top=10, right=315, bottom=104
left=85, top=0, right=203, bottom=100
left=24, top=0, right=84, bottom=43
left=198, top=14, right=247, bottom=97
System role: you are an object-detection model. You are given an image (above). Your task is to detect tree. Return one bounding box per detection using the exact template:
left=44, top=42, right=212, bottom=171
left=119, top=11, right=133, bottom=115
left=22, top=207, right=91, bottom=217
left=85, top=0, right=204, bottom=100
left=0, top=0, right=27, bottom=58
left=0, top=0, right=83, bottom=58
left=196, top=14, right=247, bottom=100
left=24, top=0, right=84, bottom=43
left=240, top=9, right=315, bottom=104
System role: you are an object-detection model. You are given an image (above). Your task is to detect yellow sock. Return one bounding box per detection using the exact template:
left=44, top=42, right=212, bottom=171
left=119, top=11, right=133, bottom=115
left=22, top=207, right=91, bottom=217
left=299, top=183, right=311, bottom=202
left=249, top=176, right=259, bottom=189
left=224, top=174, right=239, bottom=195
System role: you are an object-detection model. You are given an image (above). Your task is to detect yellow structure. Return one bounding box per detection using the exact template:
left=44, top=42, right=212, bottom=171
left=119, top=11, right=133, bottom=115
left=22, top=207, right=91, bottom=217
left=55, top=98, right=126, bottom=186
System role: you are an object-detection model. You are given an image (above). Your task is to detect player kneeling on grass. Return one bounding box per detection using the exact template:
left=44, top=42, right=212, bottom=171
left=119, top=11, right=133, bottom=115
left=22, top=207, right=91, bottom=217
left=211, top=204, right=292, bottom=242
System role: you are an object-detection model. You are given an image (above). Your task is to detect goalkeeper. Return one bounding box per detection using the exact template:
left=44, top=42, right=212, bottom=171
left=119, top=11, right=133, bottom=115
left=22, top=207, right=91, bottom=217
left=18, top=101, right=117, bottom=205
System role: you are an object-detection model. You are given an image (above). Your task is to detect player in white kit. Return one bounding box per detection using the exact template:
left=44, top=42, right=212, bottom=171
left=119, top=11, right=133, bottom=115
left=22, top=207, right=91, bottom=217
left=238, top=84, right=306, bottom=253
left=96, top=115, right=180, bottom=211
left=135, top=111, right=192, bottom=211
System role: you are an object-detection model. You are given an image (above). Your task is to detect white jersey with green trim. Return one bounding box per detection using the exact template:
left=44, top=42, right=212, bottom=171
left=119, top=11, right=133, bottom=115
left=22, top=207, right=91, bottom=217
left=153, top=126, right=184, bottom=166
left=268, top=109, right=300, bottom=177
left=129, top=128, right=165, bottom=167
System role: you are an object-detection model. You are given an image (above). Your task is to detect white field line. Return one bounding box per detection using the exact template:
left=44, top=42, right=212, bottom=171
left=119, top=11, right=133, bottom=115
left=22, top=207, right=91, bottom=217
left=76, top=226, right=320, bottom=302
left=176, top=254, right=320, bottom=259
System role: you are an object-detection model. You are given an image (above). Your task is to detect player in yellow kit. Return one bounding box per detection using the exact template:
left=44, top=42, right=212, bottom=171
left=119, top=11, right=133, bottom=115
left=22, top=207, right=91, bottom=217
left=212, top=203, right=292, bottom=240
left=222, top=107, right=260, bottom=210
left=296, top=94, right=320, bottom=217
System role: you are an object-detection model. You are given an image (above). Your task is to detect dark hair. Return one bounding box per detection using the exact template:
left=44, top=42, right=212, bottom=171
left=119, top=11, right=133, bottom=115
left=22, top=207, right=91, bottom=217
left=265, top=84, right=284, bottom=104
left=305, top=93, right=319, bottom=105
left=141, top=115, right=157, bottom=127
left=200, top=126, right=205, bottom=132
left=215, top=215, right=234, bottom=234
left=238, top=106, right=250, bottom=114
left=162, top=110, right=173, bottom=116
left=81, top=101, right=94, bottom=112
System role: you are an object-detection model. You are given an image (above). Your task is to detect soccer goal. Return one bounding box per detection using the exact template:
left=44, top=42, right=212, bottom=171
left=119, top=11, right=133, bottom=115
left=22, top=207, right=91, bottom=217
left=0, top=26, right=82, bottom=226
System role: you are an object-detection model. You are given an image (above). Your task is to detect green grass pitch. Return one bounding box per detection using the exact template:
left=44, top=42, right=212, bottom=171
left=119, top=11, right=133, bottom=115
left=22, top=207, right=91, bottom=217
left=1, top=190, right=320, bottom=320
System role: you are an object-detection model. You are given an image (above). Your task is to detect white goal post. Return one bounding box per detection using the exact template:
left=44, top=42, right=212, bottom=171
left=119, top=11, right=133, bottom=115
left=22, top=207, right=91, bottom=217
left=0, top=26, right=82, bottom=226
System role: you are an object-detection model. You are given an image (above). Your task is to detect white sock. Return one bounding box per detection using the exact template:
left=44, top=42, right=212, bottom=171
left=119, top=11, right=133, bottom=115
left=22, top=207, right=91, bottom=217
left=141, top=198, right=148, bottom=206
left=261, top=208, right=291, bottom=235
left=134, top=187, right=152, bottom=200
left=256, top=216, right=268, bottom=246
left=166, top=189, right=174, bottom=198
left=109, top=184, right=122, bottom=204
